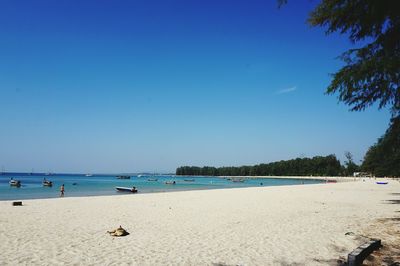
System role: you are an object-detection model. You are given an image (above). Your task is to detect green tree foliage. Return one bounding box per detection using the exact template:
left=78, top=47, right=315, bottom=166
left=343, top=151, right=360, bottom=176
left=362, top=117, right=400, bottom=177
left=308, top=0, right=400, bottom=116
left=176, top=155, right=342, bottom=176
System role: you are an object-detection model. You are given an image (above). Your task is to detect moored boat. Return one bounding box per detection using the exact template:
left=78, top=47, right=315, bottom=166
left=147, top=178, right=158, bottom=181
left=115, top=186, right=138, bottom=193
left=42, top=180, right=53, bottom=187
left=9, top=179, right=21, bottom=187
left=165, top=181, right=176, bottom=185
left=116, top=175, right=131, bottom=179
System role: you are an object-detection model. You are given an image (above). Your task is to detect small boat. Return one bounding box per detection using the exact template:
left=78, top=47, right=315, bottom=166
left=184, top=179, right=195, bottom=182
left=326, top=179, right=337, bottom=183
left=85, top=174, right=93, bottom=177
left=115, top=187, right=138, bottom=193
left=9, top=179, right=21, bottom=187
left=42, top=180, right=53, bottom=187
left=116, top=175, right=131, bottom=179
left=376, top=181, right=388, bottom=185
left=232, top=179, right=245, bottom=183
left=147, top=178, right=158, bottom=181
left=165, top=181, right=176, bottom=185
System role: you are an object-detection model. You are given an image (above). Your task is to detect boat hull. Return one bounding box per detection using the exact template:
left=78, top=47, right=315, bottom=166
left=115, top=187, right=137, bottom=193
left=9, top=181, right=21, bottom=187
left=43, top=181, right=53, bottom=187
left=116, top=176, right=131, bottom=179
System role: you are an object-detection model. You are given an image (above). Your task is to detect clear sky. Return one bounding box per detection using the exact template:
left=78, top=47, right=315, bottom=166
left=0, top=0, right=391, bottom=173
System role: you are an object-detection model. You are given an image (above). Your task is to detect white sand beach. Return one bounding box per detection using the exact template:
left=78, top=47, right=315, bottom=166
left=0, top=179, right=399, bottom=265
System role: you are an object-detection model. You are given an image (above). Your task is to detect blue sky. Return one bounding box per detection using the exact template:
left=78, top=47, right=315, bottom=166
left=0, top=0, right=390, bottom=173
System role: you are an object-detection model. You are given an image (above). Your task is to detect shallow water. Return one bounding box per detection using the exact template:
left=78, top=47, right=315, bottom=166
left=0, top=173, right=323, bottom=200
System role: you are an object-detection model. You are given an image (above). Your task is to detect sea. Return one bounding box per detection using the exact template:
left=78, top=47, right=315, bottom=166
left=0, top=173, right=323, bottom=201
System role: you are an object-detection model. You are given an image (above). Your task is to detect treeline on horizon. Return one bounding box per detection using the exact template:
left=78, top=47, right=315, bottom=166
left=177, top=117, right=400, bottom=178
left=176, top=155, right=344, bottom=177
left=175, top=126, right=400, bottom=179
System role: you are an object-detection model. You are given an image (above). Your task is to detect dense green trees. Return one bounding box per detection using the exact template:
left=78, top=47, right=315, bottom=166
left=176, top=155, right=342, bottom=176
left=362, top=117, right=400, bottom=177
left=343, top=151, right=360, bottom=176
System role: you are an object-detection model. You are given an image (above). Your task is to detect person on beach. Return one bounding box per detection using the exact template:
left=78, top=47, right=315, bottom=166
left=60, top=184, right=65, bottom=197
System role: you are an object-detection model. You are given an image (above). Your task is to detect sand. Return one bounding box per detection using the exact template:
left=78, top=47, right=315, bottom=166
left=0, top=179, right=399, bottom=265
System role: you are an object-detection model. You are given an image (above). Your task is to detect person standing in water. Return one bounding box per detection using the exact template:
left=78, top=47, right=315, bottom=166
left=60, top=184, right=65, bottom=197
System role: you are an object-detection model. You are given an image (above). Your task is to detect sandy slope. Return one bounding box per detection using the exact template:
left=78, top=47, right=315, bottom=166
left=0, top=179, right=399, bottom=265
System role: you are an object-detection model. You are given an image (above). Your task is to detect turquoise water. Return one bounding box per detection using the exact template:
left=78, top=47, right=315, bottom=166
left=0, top=174, right=323, bottom=200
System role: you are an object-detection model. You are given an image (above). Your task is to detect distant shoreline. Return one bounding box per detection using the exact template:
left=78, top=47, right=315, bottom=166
left=176, top=175, right=359, bottom=182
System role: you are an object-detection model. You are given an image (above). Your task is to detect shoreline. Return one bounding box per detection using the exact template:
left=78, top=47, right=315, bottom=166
left=0, top=175, right=325, bottom=201
left=178, top=174, right=363, bottom=182
left=0, top=181, right=324, bottom=202
left=0, top=181, right=326, bottom=203
left=224, top=175, right=355, bottom=181
left=1, top=179, right=399, bottom=265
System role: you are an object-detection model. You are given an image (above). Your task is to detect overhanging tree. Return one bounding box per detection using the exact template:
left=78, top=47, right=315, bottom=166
left=307, top=0, right=400, bottom=117
left=278, top=1, right=400, bottom=176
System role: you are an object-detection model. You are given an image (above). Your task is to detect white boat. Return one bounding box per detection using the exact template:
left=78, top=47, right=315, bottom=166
left=115, top=187, right=138, bottom=193
left=42, top=180, right=53, bottom=187
left=9, top=179, right=21, bottom=187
